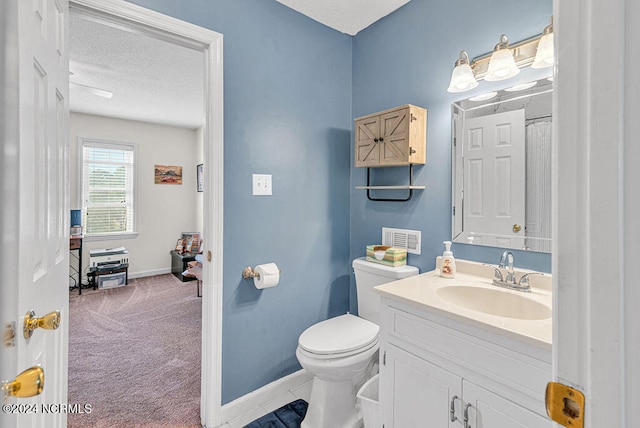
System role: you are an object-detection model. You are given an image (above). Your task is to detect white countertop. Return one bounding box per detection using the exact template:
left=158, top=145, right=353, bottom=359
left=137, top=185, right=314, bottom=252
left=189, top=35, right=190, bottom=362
left=374, top=261, right=552, bottom=349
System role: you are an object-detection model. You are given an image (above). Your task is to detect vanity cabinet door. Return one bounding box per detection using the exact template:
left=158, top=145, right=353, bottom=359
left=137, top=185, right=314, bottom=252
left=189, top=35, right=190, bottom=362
left=381, top=343, right=463, bottom=428
left=463, top=381, right=554, bottom=428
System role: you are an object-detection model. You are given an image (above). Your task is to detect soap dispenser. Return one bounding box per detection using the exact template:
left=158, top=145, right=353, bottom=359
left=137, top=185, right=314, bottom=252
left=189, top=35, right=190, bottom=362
left=440, top=241, right=456, bottom=279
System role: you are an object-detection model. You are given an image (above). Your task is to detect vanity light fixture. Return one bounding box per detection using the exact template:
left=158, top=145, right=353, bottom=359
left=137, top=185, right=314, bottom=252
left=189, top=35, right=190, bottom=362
left=446, top=16, right=554, bottom=93
left=447, top=51, right=479, bottom=93
left=484, top=35, right=520, bottom=81
left=532, top=17, right=554, bottom=69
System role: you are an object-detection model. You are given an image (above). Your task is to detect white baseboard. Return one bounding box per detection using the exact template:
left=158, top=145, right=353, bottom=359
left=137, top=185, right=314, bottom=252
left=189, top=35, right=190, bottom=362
left=216, top=369, right=313, bottom=428
left=128, top=268, right=171, bottom=279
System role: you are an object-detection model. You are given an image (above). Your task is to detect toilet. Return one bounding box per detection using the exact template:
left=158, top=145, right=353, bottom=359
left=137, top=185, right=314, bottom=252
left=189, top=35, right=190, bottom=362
left=296, top=258, right=419, bottom=428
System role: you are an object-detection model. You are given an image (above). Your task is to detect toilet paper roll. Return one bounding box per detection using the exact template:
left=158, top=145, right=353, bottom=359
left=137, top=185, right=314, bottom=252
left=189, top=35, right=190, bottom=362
left=254, top=263, right=280, bottom=289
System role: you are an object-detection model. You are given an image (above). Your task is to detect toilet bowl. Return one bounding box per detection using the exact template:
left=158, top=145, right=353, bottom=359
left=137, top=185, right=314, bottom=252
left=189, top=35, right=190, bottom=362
left=297, top=258, right=419, bottom=428
left=296, top=314, right=379, bottom=428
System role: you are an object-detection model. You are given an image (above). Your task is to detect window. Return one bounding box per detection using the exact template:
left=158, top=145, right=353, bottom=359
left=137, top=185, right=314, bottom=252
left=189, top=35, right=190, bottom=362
left=80, top=139, right=136, bottom=237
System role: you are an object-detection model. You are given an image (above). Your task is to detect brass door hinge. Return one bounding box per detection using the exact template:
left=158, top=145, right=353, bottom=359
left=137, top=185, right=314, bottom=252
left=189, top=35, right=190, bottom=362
left=546, top=382, right=585, bottom=427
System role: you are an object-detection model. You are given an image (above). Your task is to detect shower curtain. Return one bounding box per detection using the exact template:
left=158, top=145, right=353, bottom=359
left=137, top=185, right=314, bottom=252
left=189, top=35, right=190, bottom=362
left=525, top=119, right=552, bottom=252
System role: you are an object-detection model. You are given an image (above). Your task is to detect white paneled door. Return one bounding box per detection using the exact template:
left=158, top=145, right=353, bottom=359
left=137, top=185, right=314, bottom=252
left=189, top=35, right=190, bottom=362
left=1, top=0, right=70, bottom=427
left=463, top=109, right=526, bottom=248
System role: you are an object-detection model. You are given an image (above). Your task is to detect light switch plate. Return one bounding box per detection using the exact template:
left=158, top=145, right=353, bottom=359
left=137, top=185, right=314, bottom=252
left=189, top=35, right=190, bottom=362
left=252, top=174, right=272, bottom=196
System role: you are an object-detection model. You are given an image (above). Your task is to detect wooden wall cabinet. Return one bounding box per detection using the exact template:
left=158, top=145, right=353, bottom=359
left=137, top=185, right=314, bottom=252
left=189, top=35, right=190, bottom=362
left=354, top=104, right=427, bottom=167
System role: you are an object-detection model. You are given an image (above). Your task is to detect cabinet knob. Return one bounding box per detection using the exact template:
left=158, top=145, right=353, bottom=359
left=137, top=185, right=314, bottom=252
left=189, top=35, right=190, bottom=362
left=374, top=138, right=379, bottom=142
left=379, top=137, right=384, bottom=142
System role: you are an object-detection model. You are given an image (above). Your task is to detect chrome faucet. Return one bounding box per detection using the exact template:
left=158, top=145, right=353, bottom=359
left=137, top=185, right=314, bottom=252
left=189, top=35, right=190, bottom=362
left=483, top=251, right=539, bottom=292
left=499, top=251, right=515, bottom=283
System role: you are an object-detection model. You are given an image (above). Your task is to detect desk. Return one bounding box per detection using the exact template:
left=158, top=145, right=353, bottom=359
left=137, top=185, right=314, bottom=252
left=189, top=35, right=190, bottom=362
left=69, top=235, right=83, bottom=294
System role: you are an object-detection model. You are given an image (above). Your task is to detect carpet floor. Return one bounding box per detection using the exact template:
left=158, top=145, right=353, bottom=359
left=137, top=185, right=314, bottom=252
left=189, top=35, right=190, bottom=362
left=244, top=399, right=308, bottom=428
left=68, top=274, right=202, bottom=428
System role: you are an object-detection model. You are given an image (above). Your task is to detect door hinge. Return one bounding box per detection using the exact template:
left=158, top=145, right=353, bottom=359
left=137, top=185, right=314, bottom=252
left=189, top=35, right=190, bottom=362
left=3, top=322, right=16, bottom=348
left=410, top=113, right=416, bottom=122
left=382, top=351, right=386, bottom=365
left=409, top=146, right=416, bottom=155
left=452, top=206, right=456, bottom=216
left=545, top=382, right=585, bottom=428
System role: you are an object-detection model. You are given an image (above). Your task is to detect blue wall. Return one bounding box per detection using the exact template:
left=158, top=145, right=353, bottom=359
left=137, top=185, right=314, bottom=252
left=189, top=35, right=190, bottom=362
left=125, top=0, right=553, bottom=405
left=349, top=0, right=553, bottom=311
left=125, top=0, right=353, bottom=404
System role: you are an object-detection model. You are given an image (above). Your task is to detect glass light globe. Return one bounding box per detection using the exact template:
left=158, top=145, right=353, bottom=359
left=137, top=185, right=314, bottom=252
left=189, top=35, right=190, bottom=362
left=532, top=33, right=554, bottom=68
left=485, top=48, right=520, bottom=81
left=447, top=63, right=479, bottom=93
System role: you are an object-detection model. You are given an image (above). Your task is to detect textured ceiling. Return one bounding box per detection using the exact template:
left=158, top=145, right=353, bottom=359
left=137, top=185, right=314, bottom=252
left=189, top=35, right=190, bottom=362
left=69, top=13, right=204, bottom=130
left=68, top=1, right=411, bottom=129
left=275, top=0, right=411, bottom=35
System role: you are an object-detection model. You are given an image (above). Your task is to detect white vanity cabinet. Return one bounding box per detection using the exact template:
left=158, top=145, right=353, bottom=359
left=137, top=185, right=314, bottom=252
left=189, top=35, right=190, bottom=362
left=378, top=297, right=554, bottom=428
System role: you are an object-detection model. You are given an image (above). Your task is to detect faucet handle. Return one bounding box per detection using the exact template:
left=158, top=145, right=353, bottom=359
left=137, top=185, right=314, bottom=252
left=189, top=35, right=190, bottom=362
left=518, top=272, right=544, bottom=287
left=483, top=264, right=503, bottom=282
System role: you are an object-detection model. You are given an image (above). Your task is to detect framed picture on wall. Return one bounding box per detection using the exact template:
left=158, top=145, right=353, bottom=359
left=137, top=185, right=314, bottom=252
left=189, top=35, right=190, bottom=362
left=155, top=165, right=183, bottom=184
left=197, top=164, right=203, bottom=192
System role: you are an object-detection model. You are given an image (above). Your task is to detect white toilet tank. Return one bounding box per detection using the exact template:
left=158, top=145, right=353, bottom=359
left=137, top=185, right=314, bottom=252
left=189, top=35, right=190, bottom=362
left=352, top=258, right=418, bottom=325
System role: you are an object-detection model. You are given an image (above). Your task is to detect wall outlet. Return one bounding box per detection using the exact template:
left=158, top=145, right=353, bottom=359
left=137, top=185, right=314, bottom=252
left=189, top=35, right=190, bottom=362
left=252, top=174, right=272, bottom=196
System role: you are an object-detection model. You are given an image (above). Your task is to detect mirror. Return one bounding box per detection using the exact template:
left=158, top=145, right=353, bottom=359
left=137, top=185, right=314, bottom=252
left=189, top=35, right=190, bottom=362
left=451, top=78, right=552, bottom=252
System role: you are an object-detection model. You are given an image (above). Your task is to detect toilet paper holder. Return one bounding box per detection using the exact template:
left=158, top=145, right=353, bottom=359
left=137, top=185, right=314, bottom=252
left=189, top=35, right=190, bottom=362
left=242, top=266, right=281, bottom=279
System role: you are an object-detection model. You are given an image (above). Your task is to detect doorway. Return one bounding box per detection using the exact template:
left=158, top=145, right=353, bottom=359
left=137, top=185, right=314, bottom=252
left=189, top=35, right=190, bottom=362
left=68, top=1, right=224, bottom=426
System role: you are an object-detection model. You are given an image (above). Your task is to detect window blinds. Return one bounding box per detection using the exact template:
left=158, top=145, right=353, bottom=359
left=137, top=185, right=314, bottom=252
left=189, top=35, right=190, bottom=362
left=82, top=142, right=135, bottom=235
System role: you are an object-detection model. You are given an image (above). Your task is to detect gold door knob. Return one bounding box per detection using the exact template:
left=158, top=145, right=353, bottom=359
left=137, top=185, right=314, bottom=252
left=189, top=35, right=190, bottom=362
left=513, top=224, right=522, bottom=233
left=23, top=310, right=60, bottom=339
left=2, top=366, right=44, bottom=399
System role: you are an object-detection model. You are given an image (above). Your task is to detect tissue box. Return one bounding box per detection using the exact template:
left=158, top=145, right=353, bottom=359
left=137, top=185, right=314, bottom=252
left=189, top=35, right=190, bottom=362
left=365, top=245, right=407, bottom=267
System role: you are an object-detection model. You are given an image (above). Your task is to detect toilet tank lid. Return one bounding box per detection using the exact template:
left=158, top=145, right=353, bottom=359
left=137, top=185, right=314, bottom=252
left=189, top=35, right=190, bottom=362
left=352, top=257, right=419, bottom=279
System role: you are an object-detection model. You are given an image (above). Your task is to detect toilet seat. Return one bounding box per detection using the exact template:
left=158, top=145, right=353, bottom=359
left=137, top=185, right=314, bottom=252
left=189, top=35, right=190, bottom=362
left=298, top=314, right=379, bottom=358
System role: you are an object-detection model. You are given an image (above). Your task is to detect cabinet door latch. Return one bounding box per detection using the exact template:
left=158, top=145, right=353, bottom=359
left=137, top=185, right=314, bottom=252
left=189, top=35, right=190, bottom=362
left=545, top=382, right=585, bottom=428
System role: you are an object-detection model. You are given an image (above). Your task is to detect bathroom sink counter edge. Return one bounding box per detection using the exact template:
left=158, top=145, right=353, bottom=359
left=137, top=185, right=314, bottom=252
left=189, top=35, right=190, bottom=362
left=374, top=258, right=552, bottom=350
left=374, top=258, right=554, bottom=427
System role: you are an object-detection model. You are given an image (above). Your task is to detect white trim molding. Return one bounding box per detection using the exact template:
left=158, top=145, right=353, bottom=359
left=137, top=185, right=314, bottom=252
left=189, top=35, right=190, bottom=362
left=127, top=268, right=171, bottom=280
left=217, top=370, right=313, bottom=428
left=69, top=2, right=224, bottom=428
left=554, top=0, right=640, bottom=426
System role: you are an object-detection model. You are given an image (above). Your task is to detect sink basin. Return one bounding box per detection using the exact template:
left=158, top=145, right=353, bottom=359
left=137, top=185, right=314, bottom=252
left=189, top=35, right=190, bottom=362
left=436, top=285, right=551, bottom=320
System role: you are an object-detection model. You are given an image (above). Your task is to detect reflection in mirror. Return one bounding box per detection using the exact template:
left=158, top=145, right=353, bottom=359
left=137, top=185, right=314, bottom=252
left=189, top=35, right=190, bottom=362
left=451, top=77, right=552, bottom=252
